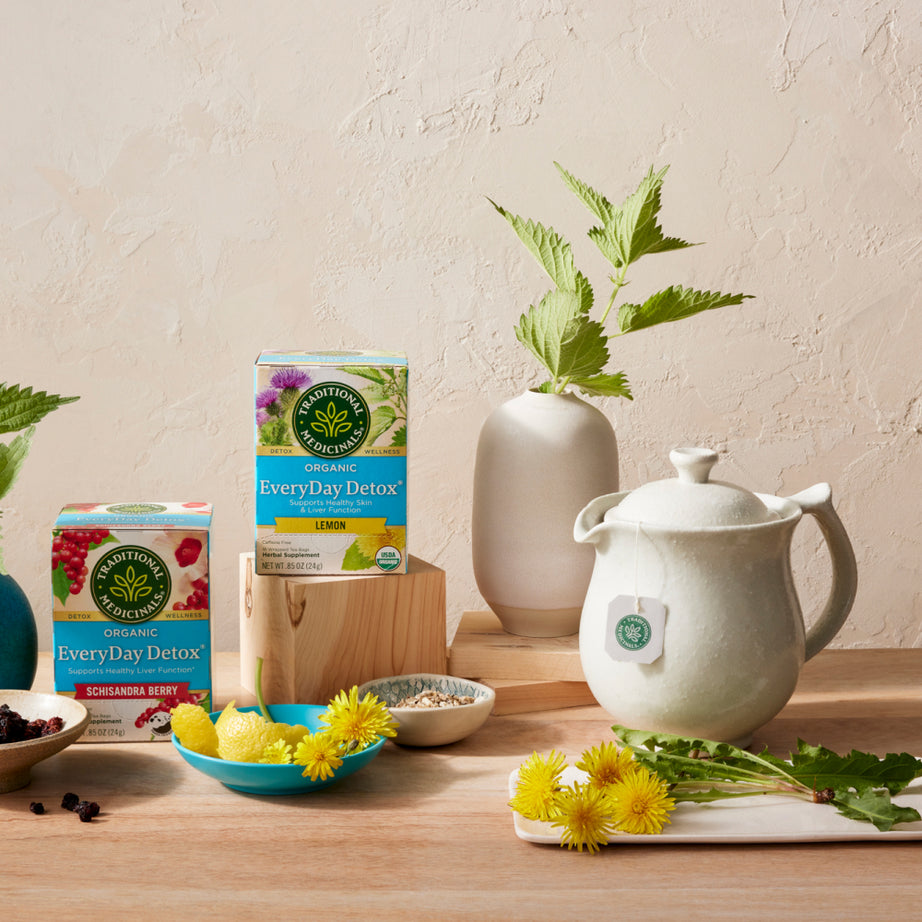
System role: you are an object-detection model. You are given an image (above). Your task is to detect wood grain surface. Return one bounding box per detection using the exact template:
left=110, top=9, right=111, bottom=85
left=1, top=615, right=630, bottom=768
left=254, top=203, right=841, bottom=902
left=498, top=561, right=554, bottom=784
left=2, top=649, right=920, bottom=921
left=239, top=552, right=447, bottom=703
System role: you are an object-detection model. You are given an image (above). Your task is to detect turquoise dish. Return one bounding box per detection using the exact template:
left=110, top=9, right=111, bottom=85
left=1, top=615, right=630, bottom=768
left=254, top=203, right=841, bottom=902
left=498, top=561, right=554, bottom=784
left=171, top=704, right=385, bottom=795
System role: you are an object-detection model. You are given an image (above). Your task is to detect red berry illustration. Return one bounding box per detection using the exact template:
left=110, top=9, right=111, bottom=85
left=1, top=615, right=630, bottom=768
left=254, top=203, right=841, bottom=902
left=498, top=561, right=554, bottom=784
left=174, top=537, right=202, bottom=567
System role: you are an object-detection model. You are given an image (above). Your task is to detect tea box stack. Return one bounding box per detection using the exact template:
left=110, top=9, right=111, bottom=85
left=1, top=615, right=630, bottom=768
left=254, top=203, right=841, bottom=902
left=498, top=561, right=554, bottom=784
left=243, top=351, right=447, bottom=703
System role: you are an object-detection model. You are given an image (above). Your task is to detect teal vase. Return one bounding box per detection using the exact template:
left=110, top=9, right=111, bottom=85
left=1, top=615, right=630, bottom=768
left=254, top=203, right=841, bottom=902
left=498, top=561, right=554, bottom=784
left=0, top=573, right=38, bottom=689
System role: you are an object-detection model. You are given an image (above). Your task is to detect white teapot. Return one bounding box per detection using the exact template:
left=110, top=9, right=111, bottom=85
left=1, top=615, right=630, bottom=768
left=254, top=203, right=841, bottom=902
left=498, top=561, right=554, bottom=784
left=574, top=447, right=857, bottom=745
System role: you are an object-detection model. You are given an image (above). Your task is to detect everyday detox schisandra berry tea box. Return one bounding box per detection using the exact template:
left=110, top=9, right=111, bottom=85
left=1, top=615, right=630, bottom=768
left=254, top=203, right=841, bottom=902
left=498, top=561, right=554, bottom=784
left=52, top=502, right=213, bottom=742
left=254, top=351, right=407, bottom=576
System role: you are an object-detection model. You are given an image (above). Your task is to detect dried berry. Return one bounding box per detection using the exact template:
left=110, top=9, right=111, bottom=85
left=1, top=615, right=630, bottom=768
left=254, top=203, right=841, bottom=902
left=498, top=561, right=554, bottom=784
left=29, top=802, right=45, bottom=815
left=42, top=716, right=64, bottom=736
left=0, top=703, right=63, bottom=743
left=0, top=704, right=28, bottom=743
left=61, top=792, right=80, bottom=811
left=75, top=801, right=99, bottom=822
left=24, top=719, right=44, bottom=739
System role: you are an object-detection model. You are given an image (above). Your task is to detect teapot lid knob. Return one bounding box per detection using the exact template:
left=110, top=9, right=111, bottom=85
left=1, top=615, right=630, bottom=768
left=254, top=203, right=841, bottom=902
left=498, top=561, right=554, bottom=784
left=670, top=447, right=719, bottom=484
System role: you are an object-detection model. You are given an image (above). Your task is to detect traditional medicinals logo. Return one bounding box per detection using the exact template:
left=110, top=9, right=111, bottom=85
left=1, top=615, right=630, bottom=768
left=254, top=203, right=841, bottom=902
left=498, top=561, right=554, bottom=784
left=293, top=383, right=370, bottom=458
left=105, top=503, right=168, bottom=515
left=614, top=613, right=652, bottom=651
left=91, top=545, right=171, bottom=624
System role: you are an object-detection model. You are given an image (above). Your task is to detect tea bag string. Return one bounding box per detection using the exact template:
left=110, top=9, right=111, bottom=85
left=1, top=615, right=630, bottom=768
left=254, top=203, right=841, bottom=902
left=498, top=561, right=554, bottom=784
left=633, top=521, right=642, bottom=613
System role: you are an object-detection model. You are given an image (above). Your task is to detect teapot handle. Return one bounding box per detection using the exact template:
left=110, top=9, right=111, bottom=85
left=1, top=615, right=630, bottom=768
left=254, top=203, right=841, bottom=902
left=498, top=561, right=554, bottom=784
left=787, top=483, right=858, bottom=661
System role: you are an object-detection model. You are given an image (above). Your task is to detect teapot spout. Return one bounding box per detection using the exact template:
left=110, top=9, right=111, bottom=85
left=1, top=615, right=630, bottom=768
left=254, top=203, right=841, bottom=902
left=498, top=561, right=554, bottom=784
left=574, top=492, right=623, bottom=545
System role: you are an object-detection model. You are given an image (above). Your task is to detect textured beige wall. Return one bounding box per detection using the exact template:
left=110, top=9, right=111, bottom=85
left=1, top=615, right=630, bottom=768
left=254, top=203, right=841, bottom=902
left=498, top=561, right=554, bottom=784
left=2, top=1, right=920, bottom=651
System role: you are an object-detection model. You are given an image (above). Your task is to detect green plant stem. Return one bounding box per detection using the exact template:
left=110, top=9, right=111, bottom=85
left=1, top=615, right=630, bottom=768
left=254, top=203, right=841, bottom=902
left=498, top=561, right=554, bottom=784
left=255, top=656, right=272, bottom=723
left=669, top=779, right=815, bottom=804
left=600, top=267, right=629, bottom=326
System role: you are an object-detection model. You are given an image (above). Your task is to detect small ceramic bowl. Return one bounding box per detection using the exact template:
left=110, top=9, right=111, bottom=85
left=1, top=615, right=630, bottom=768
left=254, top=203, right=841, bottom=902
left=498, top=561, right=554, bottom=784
left=357, top=673, right=495, bottom=747
left=0, top=690, right=90, bottom=793
left=171, top=704, right=385, bottom=795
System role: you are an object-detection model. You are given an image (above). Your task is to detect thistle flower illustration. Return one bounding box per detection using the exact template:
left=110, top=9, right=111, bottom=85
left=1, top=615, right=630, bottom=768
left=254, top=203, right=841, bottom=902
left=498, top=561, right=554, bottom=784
left=255, top=387, right=281, bottom=411
left=270, top=368, right=311, bottom=390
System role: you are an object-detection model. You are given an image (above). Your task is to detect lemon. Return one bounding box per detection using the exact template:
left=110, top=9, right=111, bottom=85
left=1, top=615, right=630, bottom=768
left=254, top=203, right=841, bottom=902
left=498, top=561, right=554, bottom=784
left=214, top=699, right=238, bottom=736
left=170, top=703, right=219, bottom=758
left=281, top=723, right=311, bottom=747
left=216, top=705, right=286, bottom=763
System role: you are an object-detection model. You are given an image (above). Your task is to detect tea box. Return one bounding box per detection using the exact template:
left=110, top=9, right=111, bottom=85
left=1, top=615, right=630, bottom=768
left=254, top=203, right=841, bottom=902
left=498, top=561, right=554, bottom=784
left=51, top=502, right=213, bottom=742
left=254, top=350, right=408, bottom=576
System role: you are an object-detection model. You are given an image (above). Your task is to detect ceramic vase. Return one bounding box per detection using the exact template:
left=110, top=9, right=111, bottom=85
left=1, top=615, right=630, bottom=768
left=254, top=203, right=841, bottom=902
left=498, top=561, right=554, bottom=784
left=472, top=389, right=619, bottom=637
left=0, top=573, right=39, bottom=689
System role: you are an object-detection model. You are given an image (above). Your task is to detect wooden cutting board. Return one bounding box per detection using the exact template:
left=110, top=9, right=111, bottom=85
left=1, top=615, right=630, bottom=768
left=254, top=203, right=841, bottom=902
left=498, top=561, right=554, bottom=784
left=448, top=610, right=595, bottom=714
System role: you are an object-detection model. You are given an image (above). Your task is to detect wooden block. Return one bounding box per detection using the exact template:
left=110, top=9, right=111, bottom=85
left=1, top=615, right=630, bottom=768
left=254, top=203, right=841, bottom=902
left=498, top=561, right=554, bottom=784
left=447, top=610, right=584, bottom=682
left=479, top=678, right=597, bottom=715
left=239, top=552, right=447, bottom=704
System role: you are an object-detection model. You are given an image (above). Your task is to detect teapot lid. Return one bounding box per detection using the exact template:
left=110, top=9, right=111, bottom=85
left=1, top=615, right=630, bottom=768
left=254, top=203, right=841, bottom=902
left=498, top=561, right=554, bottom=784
left=607, top=447, right=779, bottom=528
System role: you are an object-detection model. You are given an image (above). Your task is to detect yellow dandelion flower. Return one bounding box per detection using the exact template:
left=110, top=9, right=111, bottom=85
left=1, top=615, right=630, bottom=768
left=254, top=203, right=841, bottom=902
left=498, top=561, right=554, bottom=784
left=606, top=764, right=676, bottom=835
left=550, top=782, right=619, bottom=853
left=355, top=526, right=406, bottom=560
left=258, top=739, right=293, bottom=764
left=293, top=731, right=345, bottom=782
left=575, top=741, right=638, bottom=791
left=509, top=749, right=568, bottom=822
left=319, top=686, right=398, bottom=752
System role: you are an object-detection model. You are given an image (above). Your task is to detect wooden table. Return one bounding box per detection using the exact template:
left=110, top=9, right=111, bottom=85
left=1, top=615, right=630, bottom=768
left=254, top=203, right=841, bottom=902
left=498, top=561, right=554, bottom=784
left=3, top=650, right=921, bottom=920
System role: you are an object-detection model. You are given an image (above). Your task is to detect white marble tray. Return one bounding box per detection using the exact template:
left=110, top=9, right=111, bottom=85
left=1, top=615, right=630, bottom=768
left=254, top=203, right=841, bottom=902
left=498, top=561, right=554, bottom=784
left=509, top=766, right=922, bottom=845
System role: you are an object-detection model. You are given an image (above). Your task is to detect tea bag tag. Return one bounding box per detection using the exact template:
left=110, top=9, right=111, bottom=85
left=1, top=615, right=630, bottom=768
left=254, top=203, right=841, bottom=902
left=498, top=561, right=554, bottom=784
left=605, top=595, right=666, bottom=664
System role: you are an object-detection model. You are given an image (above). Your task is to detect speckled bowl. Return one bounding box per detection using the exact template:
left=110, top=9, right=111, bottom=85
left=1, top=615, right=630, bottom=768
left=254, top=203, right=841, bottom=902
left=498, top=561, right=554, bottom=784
left=172, top=704, right=386, bottom=795
left=357, top=674, right=495, bottom=747
left=0, top=691, right=90, bottom=793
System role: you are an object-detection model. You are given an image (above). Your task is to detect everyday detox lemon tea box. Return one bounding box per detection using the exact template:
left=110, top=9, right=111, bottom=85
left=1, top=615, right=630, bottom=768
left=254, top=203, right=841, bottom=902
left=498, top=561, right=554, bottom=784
left=254, top=350, right=407, bottom=576
left=51, top=502, right=213, bottom=742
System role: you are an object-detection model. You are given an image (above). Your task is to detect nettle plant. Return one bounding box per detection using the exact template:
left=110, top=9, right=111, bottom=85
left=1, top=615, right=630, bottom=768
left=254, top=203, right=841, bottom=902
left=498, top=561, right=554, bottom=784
left=0, top=384, right=79, bottom=573
left=490, top=163, right=753, bottom=398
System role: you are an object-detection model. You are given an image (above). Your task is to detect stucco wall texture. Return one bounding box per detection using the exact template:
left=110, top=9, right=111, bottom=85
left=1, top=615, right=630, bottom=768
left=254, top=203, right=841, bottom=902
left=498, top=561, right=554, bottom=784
left=2, top=1, right=920, bottom=651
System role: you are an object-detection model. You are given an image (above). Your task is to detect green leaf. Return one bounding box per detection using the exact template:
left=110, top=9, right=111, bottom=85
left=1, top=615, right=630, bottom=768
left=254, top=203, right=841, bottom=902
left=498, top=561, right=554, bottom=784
left=579, top=165, right=679, bottom=269
left=614, top=725, right=922, bottom=831
left=390, top=424, right=407, bottom=447
left=613, top=726, right=766, bottom=785
left=258, top=417, right=291, bottom=446
left=52, top=565, right=73, bottom=605
left=554, top=162, right=614, bottom=225
left=359, top=381, right=395, bottom=403
left=789, top=740, right=922, bottom=796
left=609, top=165, right=698, bottom=268
left=0, top=384, right=79, bottom=434
left=570, top=373, right=633, bottom=400
left=366, top=405, right=397, bottom=446
left=347, top=366, right=389, bottom=385
left=341, top=541, right=374, bottom=571
left=589, top=224, right=694, bottom=271
left=617, top=285, right=754, bottom=335
left=833, top=790, right=921, bottom=833
left=0, top=426, right=34, bottom=503
left=572, top=271, right=594, bottom=314
left=488, top=200, right=579, bottom=292
left=514, top=290, right=608, bottom=383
